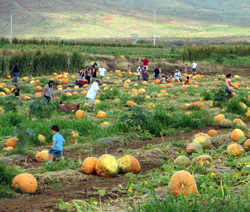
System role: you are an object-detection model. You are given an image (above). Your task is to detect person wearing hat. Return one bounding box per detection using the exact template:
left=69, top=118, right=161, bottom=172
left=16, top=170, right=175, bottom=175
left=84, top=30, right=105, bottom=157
left=154, top=66, right=160, bottom=79
left=98, top=64, right=106, bottom=84
left=174, top=70, right=180, bottom=82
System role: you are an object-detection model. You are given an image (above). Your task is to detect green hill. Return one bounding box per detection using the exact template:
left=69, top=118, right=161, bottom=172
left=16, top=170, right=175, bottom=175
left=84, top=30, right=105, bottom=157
left=1, top=0, right=250, bottom=39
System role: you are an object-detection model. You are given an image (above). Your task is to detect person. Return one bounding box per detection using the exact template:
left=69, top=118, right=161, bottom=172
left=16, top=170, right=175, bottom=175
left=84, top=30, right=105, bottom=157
left=184, top=76, right=189, bottom=85
left=225, top=74, right=238, bottom=99
left=47, top=125, right=65, bottom=164
left=169, top=73, right=174, bottom=79
left=85, top=80, right=105, bottom=112
left=192, top=61, right=197, bottom=73
left=59, top=101, right=64, bottom=106
left=161, top=73, right=168, bottom=83
left=85, top=67, right=91, bottom=84
left=179, top=70, right=182, bottom=82
left=184, top=64, right=188, bottom=73
left=137, top=66, right=141, bottom=81
left=143, top=57, right=149, bottom=70
left=79, top=67, right=85, bottom=81
left=12, top=84, right=24, bottom=97
left=12, top=62, right=19, bottom=83
left=43, top=80, right=54, bottom=102
left=98, top=64, right=106, bottom=84
left=127, top=64, right=131, bottom=74
left=154, top=66, right=160, bottom=79
left=138, top=59, right=141, bottom=67
left=142, top=66, right=148, bottom=82
left=174, top=70, right=180, bottom=82
left=91, top=65, right=97, bottom=82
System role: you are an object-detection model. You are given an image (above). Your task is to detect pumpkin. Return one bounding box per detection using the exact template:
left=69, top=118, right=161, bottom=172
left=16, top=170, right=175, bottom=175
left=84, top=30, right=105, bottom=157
left=194, top=85, right=198, bottom=88
left=35, top=86, right=42, bottom=91
left=72, top=91, right=78, bottom=95
left=81, top=90, right=87, bottom=95
left=38, top=134, right=46, bottom=143
left=231, top=129, right=245, bottom=142
left=96, top=111, right=107, bottom=119
left=35, top=79, right=40, bottom=83
left=61, top=79, right=67, bottom=85
left=166, top=84, right=173, bottom=88
left=168, top=170, right=197, bottom=197
left=171, top=95, right=176, bottom=99
left=226, top=143, right=244, bottom=156
left=23, top=77, right=29, bottom=81
left=35, top=93, right=41, bottom=98
left=3, top=147, right=14, bottom=152
left=118, top=155, right=141, bottom=174
left=173, top=156, right=191, bottom=168
left=214, top=79, right=218, bottom=81
left=102, top=121, right=110, bottom=126
left=219, top=119, right=232, bottom=128
left=192, top=136, right=212, bottom=150
left=76, top=110, right=85, bottom=119
left=95, top=154, right=119, bottom=177
left=161, top=84, right=166, bottom=89
left=140, top=81, right=147, bottom=86
left=66, top=92, right=72, bottom=96
left=24, top=96, right=30, bottom=101
left=199, top=97, right=204, bottom=101
left=117, top=74, right=122, bottom=77
left=214, top=114, right=225, bottom=123
left=233, top=119, right=246, bottom=127
left=71, top=76, right=75, bottom=80
left=35, top=150, right=51, bottom=163
left=194, top=133, right=210, bottom=139
left=74, top=85, right=79, bottom=89
left=193, top=155, right=213, bottom=167
left=246, top=110, right=250, bottom=118
left=181, top=85, right=187, bottom=91
left=191, top=102, right=205, bottom=108
left=138, top=88, right=146, bottom=94
left=0, top=92, right=5, bottom=96
left=3, top=88, right=10, bottom=94
left=6, top=75, right=11, bottom=79
left=188, top=79, right=192, bottom=85
left=6, top=137, right=18, bottom=148
left=148, top=103, right=155, bottom=109
left=243, top=139, right=250, bottom=152
left=145, top=95, right=151, bottom=99
left=126, top=101, right=136, bottom=107
left=114, top=81, right=120, bottom=85
left=95, top=99, right=100, bottom=104
left=82, top=157, right=98, bottom=174
left=52, top=73, right=57, bottom=76
left=186, top=143, right=203, bottom=154
left=115, top=70, right=121, bottom=73
left=207, top=129, right=217, bottom=137
left=123, top=84, right=130, bottom=88
left=154, top=79, right=161, bottom=84
left=183, top=103, right=191, bottom=110
left=12, top=173, right=37, bottom=193
left=194, top=82, right=199, bottom=85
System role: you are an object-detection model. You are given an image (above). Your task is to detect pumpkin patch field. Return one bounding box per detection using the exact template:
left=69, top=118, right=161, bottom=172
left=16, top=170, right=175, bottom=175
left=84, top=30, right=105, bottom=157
left=1, top=71, right=250, bottom=211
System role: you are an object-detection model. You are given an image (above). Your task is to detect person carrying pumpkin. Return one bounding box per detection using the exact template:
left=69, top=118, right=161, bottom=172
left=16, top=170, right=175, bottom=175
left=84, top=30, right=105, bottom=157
left=85, top=80, right=105, bottom=113
left=47, top=125, right=66, bottom=164
left=225, top=74, right=238, bottom=99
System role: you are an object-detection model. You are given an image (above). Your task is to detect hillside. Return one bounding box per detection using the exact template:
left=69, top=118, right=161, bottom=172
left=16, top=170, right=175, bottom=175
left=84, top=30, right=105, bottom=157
left=1, top=0, right=250, bottom=39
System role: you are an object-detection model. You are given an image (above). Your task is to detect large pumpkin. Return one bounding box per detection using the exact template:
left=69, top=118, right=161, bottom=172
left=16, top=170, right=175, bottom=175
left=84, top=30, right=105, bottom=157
left=6, top=137, right=18, bottom=148
left=173, top=156, right=191, bottom=168
left=12, top=173, right=37, bottom=193
left=186, top=143, right=203, bottom=154
left=126, top=101, right=136, bottom=107
left=76, top=110, right=85, bottom=119
left=23, top=77, right=29, bottom=81
left=226, top=143, right=244, bottom=156
left=35, top=150, right=51, bottom=163
left=95, top=154, right=119, bottom=177
left=38, top=134, right=46, bottom=143
left=191, top=102, right=205, bottom=108
left=142, top=81, right=148, bottom=86
left=168, top=170, right=197, bottom=197
left=96, top=111, right=107, bottom=119
left=154, top=79, right=161, bottom=84
left=118, top=155, right=141, bottom=174
left=207, top=129, right=217, bottom=137
left=232, top=118, right=246, bottom=127
left=192, top=136, right=212, bottom=150
left=243, top=139, right=250, bottom=152
left=219, top=119, right=232, bottom=128
left=82, top=157, right=98, bottom=174
left=61, top=79, right=67, bottom=85
left=193, top=155, right=213, bottom=167
left=231, top=129, right=245, bottom=142
left=214, top=114, right=225, bottom=123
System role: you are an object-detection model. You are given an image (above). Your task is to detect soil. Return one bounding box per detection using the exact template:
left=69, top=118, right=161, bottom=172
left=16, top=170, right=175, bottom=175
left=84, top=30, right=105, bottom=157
left=0, top=124, right=240, bottom=212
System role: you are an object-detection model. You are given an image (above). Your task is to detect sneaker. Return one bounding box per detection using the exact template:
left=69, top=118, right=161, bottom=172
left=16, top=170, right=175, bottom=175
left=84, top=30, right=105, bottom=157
left=92, top=110, right=96, bottom=112
left=85, top=111, right=88, bottom=113
left=46, top=160, right=53, bottom=165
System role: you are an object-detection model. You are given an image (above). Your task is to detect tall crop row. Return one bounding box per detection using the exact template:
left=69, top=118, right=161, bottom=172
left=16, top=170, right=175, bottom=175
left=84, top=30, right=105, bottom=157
left=0, top=49, right=85, bottom=77
left=183, top=45, right=250, bottom=61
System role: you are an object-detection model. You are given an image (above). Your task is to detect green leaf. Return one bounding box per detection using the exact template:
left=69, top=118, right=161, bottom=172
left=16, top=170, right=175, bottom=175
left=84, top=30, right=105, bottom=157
left=98, top=189, right=106, bottom=196
left=237, top=136, right=246, bottom=144
left=242, top=166, right=250, bottom=173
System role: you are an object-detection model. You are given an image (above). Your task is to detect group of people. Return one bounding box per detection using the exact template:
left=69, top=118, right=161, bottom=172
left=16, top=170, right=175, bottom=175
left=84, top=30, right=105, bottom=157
left=79, top=64, right=107, bottom=84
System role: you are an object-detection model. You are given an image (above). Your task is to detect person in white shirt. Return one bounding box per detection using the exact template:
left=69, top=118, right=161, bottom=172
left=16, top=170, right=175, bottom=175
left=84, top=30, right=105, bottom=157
left=174, top=70, right=179, bottom=81
left=98, top=64, right=106, bottom=84
left=178, top=70, right=182, bottom=82
left=192, top=61, right=197, bottom=73
left=85, top=80, right=105, bottom=112
left=137, top=66, right=141, bottom=81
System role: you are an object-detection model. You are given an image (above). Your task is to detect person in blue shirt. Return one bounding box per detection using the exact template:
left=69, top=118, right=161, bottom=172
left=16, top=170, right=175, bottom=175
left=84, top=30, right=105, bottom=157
left=47, top=125, right=65, bottom=164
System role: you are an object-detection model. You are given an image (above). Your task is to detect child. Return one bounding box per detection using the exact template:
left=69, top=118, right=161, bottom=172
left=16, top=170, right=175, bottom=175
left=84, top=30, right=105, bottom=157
left=225, top=74, right=238, bottom=99
left=12, top=84, right=24, bottom=97
left=59, top=101, right=64, bottom=106
left=137, top=66, right=141, bottom=81
left=98, top=64, right=107, bottom=84
left=47, top=125, right=65, bottom=164
left=169, top=73, right=174, bottom=79
left=161, top=73, right=168, bottom=82
left=184, top=76, right=189, bottom=85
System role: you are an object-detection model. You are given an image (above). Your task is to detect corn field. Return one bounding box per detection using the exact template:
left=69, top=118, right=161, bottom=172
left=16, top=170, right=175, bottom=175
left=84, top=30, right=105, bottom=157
left=0, top=48, right=85, bottom=77
left=183, top=45, right=250, bottom=61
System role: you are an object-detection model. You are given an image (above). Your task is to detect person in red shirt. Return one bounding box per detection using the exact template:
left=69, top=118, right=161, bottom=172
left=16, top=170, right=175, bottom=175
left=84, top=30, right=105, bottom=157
left=143, top=57, right=149, bottom=70
left=225, top=74, right=238, bottom=99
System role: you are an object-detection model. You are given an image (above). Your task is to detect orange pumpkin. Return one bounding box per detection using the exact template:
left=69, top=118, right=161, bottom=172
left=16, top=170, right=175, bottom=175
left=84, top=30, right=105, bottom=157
left=75, top=110, right=85, bottom=119
left=161, top=84, right=166, bottom=89
left=214, top=79, right=218, bottom=81
left=231, top=129, right=245, bottom=142
left=181, top=85, right=187, bottom=91
left=194, top=82, right=199, bottom=85
left=6, top=75, right=11, bottom=79
left=118, top=155, right=141, bottom=174
left=95, top=154, right=119, bottom=177
left=194, top=155, right=213, bottom=167
left=115, top=70, right=121, bottom=73
left=171, top=95, right=176, bottom=99
left=52, top=73, right=57, bottom=76
left=126, top=101, right=136, bottom=107
left=123, top=84, right=130, bottom=88
left=194, top=133, right=210, bottom=139
left=142, top=81, right=148, bottom=86
left=117, top=74, right=122, bottom=77
left=226, top=143, right=244, bottom=156
left=96, top=111, right=107, bottom=119
left=35, top=151, right=51, bottom=163
left=82, top=157, right=98, bottom=174
left=148, top=103, right=155, bottom=109
left=214, top=114, right=225, bottom=123
left=72, top=91, right=78, bottom=95
left=35, top=86, right=42, bottom=92
left=243, top=139, right=250, bottom=152
left=188, top=79, right=192, bottom=85
left=62, top=79, right=67, bottom=85
left=24, top=96, right=30, bottom=101
left=207, top=129, right=217, bottom=137
left=35, top=93, right=41, bottom=98
left=35, top=79, right=40, bottom=83
left=81, top=90, right=87, bottom=95
left=191, top=102, right=205, bottom=108
left=23, top=77, right=29, bottom=81
left=114, top=81, right=120, bottom=85
left=168, top=171, right=197, bottom=197
left=154, top=79, right=161, bottom=84
left=12, top=173, right=37, bottom=193
left=6, top=137, right=18, bottom=148
left=183, top=103, right=191, bottom=110
left=71, top=76, right=75, bottom=80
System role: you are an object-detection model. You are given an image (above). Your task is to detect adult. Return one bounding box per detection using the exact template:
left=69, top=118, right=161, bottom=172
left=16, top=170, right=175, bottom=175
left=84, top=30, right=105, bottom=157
left=154, top=66, right=160, bottom=79
left=225, top=74, right=238, bottom=99
left=43, top=80, right=54, bottom=102
left=142, top=66, right=148, bottom=82
left=192, top=61, right=197, bottom=73
left=184, top=64, right=188, bottom=73
left=138, top=59, right=141, bottom=67
left=79, top=67, right=85, bottom=81
left=91, top=65, right=97, bottom=82
left=85, top=67, right=91, bottom=84
left=98, top=64, right=106, bottom=84
left=143, top=57, right=149, bottom=70
left=12, top=62, right=19, bottom=83
left=85, top=80, right=105, bottom=112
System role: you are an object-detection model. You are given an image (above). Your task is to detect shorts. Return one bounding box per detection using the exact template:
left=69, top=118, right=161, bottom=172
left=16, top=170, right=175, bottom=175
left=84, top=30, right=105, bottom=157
left=145, top=65, right=148, bottom=70
left=155, top=74, right=159, bottom=78
left=226, top=88, right=232, bottom=94
left=87, top=98, right=96, bottom=107
left=192, top=68, right=196, bottom=72
left=49, top=149, right=64, bottom=157
left=92, top=77, right=96, bottom=82
left=137, top=76, right=140, bottom=80
left=100, top=76, right=104, bottom=79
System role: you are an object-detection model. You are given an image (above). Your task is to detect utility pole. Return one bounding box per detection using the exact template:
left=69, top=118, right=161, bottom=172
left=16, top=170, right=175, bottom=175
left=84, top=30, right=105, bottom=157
left=154, top=9, right=156, bottom=46
left=10, top=14, right=13, bottom=45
